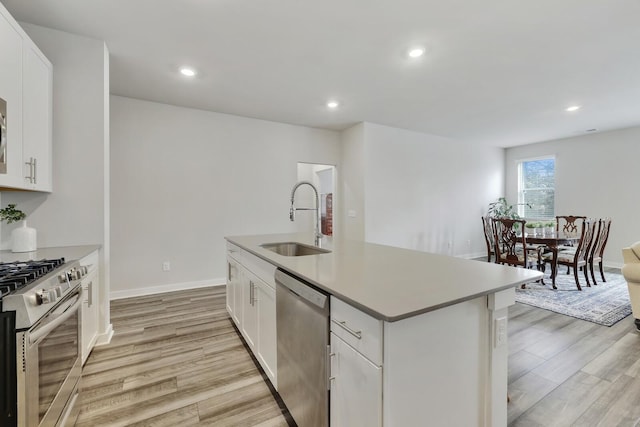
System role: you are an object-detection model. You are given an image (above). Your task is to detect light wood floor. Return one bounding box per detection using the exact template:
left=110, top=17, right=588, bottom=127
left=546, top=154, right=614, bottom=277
left=75, top=283, right=640, bottom=426
left=75, top=286, right=291, bottom=427
left=508, top=300, right=640, bottom=426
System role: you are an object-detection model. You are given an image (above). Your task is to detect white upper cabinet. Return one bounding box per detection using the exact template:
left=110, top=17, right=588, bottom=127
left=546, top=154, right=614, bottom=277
left=22, top=41, right=52, bottom=191
left=0, top=3, right=53, bottom=192
left=0, top=9, right=24, bottom=189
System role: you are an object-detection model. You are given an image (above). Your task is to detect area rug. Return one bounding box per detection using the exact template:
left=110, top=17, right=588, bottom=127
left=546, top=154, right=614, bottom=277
left=515, top=271, right=631, bottom=326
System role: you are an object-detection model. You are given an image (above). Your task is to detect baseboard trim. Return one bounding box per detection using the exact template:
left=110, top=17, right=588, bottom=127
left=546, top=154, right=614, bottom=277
left=109, top=278, right=226, bottom=300
left=95, top=324, right=114, bottom=346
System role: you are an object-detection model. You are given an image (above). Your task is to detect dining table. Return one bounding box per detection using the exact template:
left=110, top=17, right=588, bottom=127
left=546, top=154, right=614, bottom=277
left=526, top=233, right=580, bottom=289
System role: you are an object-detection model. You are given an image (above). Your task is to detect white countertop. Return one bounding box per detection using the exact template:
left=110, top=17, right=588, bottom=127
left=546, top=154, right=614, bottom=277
left=0, top=245, right=101, bottom=263
left=226, top=233, right=543, bottom=322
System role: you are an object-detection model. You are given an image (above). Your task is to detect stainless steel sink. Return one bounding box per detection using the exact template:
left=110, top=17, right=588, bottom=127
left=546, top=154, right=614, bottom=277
left=260, top=242, right=331, bottom=256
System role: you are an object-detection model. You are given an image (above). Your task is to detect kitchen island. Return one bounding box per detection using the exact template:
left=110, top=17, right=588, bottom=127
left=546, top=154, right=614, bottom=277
left=226, top=233, right=542, bottom=427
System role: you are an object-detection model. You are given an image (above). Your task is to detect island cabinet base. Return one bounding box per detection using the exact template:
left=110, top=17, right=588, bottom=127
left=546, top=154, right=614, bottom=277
left=382, top=289, right=514, bottom=427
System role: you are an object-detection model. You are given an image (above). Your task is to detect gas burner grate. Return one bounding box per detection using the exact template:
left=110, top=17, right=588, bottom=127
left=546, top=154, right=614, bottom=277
left=0, top=258, right=66, bottom=298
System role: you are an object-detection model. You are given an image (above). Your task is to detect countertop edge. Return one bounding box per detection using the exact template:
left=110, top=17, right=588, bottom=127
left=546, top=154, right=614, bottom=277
left=0, top=244, right=102, bottom=263
left=226, top=235, right=542, bottom=322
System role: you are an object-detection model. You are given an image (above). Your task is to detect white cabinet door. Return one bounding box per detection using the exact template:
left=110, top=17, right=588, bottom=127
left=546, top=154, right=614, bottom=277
left=226, top=257, right=238, bottom=323
left=232, top=267, right=242, bottom=326
left=241, top=271, right=258, bottom=350
left=0, top=10, right=23, bottom=189
left=81, top=269, right=99, bottom=365
left=22, top=41, right=52, bottom=191
left=255, top=279, right=277, bottom=387
left=330, top=332, right=382, bottom=427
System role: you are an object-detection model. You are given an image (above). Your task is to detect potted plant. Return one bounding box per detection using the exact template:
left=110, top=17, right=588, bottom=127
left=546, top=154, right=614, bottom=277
left=0, top=204, right=36, bottom=252
left=487, top=197, right=521, bottom=220
left=524, top=221, right=536, bottom=236
left=544, top=220, right=556, bottom=236
left=0, top=204, right=26, bottom=224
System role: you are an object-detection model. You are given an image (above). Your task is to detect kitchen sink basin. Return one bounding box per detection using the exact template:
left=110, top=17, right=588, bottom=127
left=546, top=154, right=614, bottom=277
left=260, top=242, right=331, bottom=256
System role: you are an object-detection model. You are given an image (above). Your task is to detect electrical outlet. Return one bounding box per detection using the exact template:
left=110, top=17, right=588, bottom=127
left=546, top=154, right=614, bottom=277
left=467, top=239, right=471, bottom=248
left=495, top=316, right=507, bottom=348
left=162, top=261, right=170, bottom=272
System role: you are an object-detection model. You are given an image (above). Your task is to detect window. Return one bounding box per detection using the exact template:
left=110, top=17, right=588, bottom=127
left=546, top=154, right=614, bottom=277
left=517, top=157, right=555, bottom=219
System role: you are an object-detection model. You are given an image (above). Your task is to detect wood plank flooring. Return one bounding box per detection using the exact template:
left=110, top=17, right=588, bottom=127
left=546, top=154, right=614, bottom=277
left=75, top=281, right=640, bottom=426
left=508, top=292, right=640, bottom=426
left=75, top=286, right=290, bottom=427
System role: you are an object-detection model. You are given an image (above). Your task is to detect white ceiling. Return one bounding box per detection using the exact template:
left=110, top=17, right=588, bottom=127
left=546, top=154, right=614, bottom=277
left=4, top=0, right=640, bottom=147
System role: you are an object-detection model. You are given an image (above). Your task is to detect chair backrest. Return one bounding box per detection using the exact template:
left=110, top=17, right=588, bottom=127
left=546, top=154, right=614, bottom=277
left=590, top=218, right=612, bottom=260
left=556, top=215, right=587, bottom=238
left=482, top=216, right=494, bottom=247
left=492, top=218, right=528, bottom=266
left=574, top=219, right=596, bottom=261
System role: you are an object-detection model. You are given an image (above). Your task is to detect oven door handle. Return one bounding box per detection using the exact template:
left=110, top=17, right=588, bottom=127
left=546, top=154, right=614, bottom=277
left=29, top=288, right=83, bottom=345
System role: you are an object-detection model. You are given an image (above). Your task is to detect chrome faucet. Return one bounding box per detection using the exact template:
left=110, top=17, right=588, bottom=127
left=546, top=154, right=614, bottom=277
left=290, top=181, right=322, bottom=246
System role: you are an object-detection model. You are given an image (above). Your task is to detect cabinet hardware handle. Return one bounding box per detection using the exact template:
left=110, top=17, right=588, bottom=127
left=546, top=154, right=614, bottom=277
left=33, top=157, right=37, bottom=184
left=326, top=345, right=334, bottom=390
left=331, top=318, right=362, bottom=339
left=250, top=281, right=255, bottom=306
left=25, top=157, right=35, bottom=183
left=87, top=280, right=93, bottom=306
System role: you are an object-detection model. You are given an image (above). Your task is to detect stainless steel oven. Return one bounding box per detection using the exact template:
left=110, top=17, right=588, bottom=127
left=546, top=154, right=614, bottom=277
left=1, top=259, right=90, bottom=426
left=16, top=284, right=83, bottom=426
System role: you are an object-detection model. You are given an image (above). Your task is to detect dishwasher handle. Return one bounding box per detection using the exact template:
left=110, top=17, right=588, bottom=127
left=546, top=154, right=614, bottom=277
left=275, top=269, right=328, bottom=311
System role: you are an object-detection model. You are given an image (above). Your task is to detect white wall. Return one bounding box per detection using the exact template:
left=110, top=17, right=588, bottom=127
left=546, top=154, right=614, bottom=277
left=361, top=123, right=504, bottom=257
left=339, top=123, right=366, bottom=241
left=110, top=96, right=340, bottom=297
left=506, top=125, right=640, bottom=267
left=0, top=24, right=111, bottom=337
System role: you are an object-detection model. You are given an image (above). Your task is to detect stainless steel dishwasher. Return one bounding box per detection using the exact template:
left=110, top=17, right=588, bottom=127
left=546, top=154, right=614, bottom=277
left=275, top=269, right=329, bottom=427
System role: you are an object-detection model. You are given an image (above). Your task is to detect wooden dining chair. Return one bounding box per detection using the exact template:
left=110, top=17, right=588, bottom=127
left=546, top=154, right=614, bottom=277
left=588, top=218, right=612, bottom=284
left=481, top=216, right=495, bottom=262
left=545, top=219, right=596, bottom=290
left=556, top=215, right=587, bottom=236
left=492, top=218, right=544, bottom=288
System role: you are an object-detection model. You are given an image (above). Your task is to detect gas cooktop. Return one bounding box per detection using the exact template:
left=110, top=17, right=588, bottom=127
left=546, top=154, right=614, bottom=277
left=0, top=258, right=90, bottom=330
left=0, top=258, right=66, bottom=299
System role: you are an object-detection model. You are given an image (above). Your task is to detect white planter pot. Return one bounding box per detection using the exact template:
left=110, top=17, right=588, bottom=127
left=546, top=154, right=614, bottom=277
left=12, top=220, right=37, bottom=252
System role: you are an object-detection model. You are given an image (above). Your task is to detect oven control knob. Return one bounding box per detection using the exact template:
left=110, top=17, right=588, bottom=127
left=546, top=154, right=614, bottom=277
left=36, top=289, right=56, bottom=305
left=58, top=273, right=68, bottom=284
left=54, top=286, right=63, bottom=298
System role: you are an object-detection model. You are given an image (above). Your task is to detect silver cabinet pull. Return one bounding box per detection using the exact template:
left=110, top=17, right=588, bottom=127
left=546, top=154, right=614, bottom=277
left=87, top=280, right=93, bottom=307
left=331, top=318, right=362, bottom=339
left=25, top=157, right=35, bottom=183
left=250, top=281, right=257, bottom=306
left=24, top=157, right=37, bottom=184
left=326, top=345, right=334, bottom=390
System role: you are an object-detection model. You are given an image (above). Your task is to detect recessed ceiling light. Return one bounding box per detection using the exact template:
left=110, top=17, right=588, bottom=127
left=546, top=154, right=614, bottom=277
left=179, top=67, right=196, bottom=77
left=408, top=48, right=425, bottom=58
left=327, top=101, right=339, bottom=109
left=566, top=105, right=581, bottom=112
